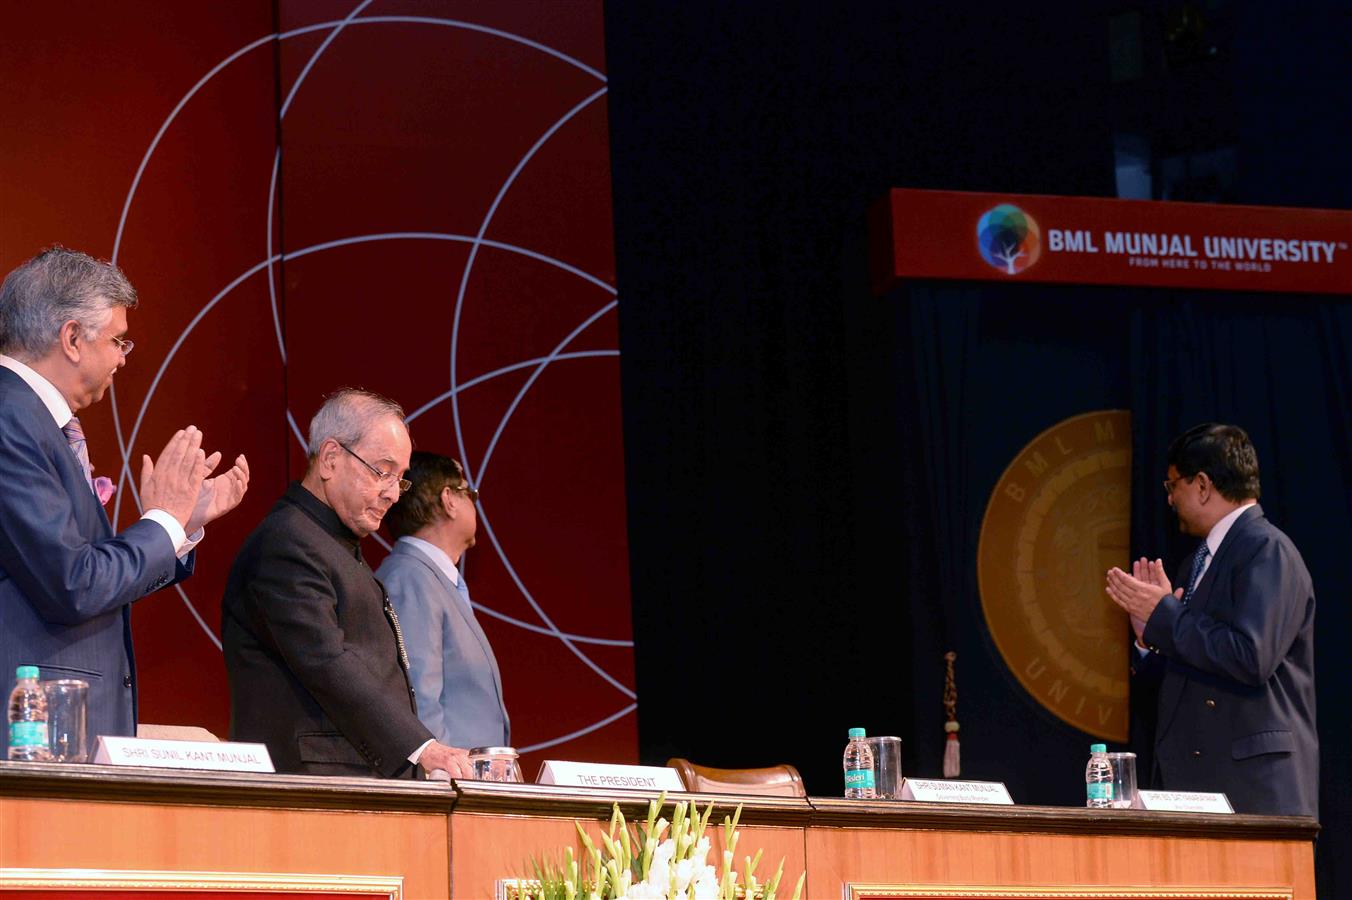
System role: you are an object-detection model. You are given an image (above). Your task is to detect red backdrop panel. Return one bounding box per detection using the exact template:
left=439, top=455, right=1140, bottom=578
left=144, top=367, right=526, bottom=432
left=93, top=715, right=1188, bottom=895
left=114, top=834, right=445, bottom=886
left=0, top=0, right=635, bottom=772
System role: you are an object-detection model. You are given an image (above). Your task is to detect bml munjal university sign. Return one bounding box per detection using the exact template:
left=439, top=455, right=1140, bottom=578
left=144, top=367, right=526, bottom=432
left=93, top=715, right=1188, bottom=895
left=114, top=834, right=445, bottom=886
left=870, top=187, right=1352, bottom=295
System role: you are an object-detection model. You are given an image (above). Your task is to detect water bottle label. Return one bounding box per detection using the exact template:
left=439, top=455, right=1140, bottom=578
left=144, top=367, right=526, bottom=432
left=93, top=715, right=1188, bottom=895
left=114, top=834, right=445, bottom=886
left=9, top=721, right=47, bottom=748
left=1087, top=782, right=1112, bottom=802
left=844, top=768, right=876, bottom=790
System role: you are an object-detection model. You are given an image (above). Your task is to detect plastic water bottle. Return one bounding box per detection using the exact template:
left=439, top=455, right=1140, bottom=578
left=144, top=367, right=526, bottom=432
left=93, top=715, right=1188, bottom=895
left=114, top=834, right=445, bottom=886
left=1085, top=743, right=1114, bottom=808
left=8, top=666, right=50, bottom=761
left=843, top=727, right=877, bottom=799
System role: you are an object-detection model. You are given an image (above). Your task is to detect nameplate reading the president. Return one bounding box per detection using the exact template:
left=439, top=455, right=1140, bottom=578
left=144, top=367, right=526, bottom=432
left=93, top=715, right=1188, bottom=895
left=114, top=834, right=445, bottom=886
left=900, top=778, right=1014, bottom=805
left=537, top=760, right=684, bottom=791
left=93, top=737, right=275, bottom=773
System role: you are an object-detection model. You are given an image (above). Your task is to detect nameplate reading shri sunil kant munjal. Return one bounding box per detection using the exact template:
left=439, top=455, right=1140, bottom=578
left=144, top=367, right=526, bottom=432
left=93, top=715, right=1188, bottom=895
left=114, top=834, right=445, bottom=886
left=900, top=778, right=1015, bottom=805
left=93, top=736, right=274, bottom=773
left=537, top=760, right=684, bottom=791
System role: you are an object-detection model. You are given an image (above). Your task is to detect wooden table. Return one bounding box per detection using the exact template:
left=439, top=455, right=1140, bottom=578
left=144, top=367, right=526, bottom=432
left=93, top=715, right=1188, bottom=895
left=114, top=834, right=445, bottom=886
left=0, top=762, right=1317, bottom=898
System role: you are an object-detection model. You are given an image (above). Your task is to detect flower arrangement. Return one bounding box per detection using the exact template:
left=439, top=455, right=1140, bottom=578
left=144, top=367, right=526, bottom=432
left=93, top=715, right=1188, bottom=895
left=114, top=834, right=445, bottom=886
left=521, top=792, right=804, bottom=900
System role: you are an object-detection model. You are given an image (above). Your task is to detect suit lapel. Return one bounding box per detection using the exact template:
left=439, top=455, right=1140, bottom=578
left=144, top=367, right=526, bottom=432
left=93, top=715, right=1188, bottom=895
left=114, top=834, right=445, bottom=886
left=1185, top=504, right=1261, bottom=615
left=396, top=543, right=508, bottom=708
left=1156, top=505, right=1263, bottom=742
left=448, top=576, right=508, bottom=711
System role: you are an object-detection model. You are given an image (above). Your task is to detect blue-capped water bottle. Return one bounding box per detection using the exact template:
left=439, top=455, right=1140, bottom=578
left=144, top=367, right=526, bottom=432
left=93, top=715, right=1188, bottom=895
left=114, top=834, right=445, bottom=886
left=1085, top=743, right=1114, bottom=808
left=8, top=666, right=50, bottom=761
left=843, top=727, right=877, bottom=799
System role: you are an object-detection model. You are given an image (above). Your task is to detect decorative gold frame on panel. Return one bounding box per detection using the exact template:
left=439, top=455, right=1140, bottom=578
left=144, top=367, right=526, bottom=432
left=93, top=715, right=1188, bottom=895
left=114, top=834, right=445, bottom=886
left=846, top=886, right=1291, bottom=900
left=496, top=878, right=538, bottom=900
left=0, top=868, right=402, bottom=897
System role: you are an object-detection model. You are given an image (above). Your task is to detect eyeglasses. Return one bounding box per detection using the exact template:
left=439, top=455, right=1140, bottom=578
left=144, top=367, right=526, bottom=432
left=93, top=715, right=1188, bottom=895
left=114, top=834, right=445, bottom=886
left=338, top=442, right=412, bottom=494
left=1162, top=475, right=1194, bottom=496
left=110, top=336, right=134, bottom=357
left=448, top=483, right=480, bottom=503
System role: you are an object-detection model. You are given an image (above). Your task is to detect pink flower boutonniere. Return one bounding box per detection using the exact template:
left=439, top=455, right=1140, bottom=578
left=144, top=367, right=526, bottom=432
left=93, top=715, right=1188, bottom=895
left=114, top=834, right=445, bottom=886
left=93, top=476, right=116, bottom=506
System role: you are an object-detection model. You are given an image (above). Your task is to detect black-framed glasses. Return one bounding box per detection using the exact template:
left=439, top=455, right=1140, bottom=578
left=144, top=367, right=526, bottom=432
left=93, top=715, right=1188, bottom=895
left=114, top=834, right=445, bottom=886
left=110, top=336, right=134, bottom=357
left=338, top=442, right=412, bottom=494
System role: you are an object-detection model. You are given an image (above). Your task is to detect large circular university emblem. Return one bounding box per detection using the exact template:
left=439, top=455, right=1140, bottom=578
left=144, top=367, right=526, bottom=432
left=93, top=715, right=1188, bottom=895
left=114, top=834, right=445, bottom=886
left=977, top=410, right=1132, bottom=741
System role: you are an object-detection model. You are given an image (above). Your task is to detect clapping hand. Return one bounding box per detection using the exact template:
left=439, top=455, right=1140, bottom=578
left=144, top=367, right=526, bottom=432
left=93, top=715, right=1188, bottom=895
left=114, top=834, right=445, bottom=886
left=1106, top=557, right=1182, bottom=641
left=139, top=427, right=211, bottom=527
left=185, top=452, right=250, bottom=534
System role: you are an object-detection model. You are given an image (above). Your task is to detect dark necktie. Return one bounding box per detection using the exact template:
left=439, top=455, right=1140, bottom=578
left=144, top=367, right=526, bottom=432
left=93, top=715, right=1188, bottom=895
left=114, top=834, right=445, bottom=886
left=1183, top=542, right=1211, bottom=604
left=61, top=416, right=95, bottom=494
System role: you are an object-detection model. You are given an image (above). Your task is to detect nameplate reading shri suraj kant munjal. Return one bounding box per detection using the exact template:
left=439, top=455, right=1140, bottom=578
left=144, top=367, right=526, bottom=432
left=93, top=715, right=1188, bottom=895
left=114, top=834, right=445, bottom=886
left=900, top=778, right=1014, bottom=805
left=978, top=410, right=1132, bottom=742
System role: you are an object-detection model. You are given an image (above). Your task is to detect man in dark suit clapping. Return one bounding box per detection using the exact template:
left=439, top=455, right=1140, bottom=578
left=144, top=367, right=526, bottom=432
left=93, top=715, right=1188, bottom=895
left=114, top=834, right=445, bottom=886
left=1106, top=423, right=1317, bottom=816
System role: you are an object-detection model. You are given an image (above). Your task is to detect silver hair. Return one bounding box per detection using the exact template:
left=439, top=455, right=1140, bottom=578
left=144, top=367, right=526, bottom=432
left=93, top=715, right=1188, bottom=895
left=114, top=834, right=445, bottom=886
left=0, top=246, right=138, bottom=357
left=306, top=388, right=408, bottom=459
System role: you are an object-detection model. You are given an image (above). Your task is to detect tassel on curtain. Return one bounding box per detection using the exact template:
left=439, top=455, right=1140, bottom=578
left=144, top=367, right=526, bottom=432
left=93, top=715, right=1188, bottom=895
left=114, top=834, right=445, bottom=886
left=943, top=651, right=960, bottom=778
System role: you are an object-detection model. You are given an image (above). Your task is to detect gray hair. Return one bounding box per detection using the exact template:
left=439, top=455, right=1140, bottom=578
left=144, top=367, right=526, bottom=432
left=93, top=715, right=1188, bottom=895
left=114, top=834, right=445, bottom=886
left=306, top=388, right=408, bottom=459
left=0, top=247, right=138, bottom=357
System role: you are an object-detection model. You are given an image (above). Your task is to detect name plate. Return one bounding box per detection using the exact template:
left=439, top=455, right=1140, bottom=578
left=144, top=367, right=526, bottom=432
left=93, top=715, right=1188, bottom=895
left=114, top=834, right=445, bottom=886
left=537, top=760, right=684, bottom=791
left=94, top=736, right=274, bottom=773
left=900, top=777, right=1014, bottom=805
left=1138, top=789, right=1233, bottom=813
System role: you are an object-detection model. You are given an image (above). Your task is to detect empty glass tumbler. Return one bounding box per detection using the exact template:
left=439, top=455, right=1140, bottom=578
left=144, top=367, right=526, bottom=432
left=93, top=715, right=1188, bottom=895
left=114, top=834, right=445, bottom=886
left=1106, top=751, right=1139, bottom=809
left=864, top=736, right=904, bottom=800
left=43, top=679, right=88, bottom=763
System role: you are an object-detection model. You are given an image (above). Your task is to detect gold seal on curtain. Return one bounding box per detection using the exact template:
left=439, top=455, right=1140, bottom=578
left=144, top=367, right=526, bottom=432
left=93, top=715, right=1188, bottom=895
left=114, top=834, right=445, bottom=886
left=978, top=410, right=1132, bottom=741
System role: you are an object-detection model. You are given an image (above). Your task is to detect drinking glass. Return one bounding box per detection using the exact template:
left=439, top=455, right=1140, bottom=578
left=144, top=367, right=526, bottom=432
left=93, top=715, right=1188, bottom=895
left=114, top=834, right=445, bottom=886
left=1106, top=751, right=1139, bottom=809
left=865, top=736, right=904, bottom=800
left=43, top=679, right=88, bottom=763
left=469, top=746, right=523, bottom=782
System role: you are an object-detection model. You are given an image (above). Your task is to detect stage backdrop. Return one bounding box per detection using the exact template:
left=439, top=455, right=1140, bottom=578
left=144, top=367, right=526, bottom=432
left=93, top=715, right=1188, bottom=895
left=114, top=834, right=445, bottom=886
left=0, top=0, right=636, bottom=772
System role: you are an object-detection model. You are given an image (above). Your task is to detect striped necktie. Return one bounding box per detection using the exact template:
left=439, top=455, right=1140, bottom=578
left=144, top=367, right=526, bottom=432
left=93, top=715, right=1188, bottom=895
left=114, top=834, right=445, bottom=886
left=61, top=416, right=96, bottom=493
left=1183, top=542, right=1211, bottom=605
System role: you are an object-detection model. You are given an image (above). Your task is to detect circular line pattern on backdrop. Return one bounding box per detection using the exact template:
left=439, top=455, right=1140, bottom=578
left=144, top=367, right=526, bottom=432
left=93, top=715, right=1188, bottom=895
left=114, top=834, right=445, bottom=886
left=103, top=8, right=633, bottom=752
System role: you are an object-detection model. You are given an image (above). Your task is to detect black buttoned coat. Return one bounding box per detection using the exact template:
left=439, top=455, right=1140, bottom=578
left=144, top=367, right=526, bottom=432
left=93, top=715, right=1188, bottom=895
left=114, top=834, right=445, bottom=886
left=222, top=482, right=430, bottom=777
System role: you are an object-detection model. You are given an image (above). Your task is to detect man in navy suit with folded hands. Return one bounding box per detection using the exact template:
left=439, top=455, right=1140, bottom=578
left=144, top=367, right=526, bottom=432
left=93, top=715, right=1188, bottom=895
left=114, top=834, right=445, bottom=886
left=0, top=247, right=249, bottom=756
left=1106, top=423, right=1317, bottom=817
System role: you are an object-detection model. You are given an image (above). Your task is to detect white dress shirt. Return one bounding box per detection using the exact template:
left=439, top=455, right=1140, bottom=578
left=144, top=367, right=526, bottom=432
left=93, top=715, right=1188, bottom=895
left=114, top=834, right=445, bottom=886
left=1135, top=500, right=1258, bottom=656
left=1191, top=501, right=1257, bottom=585
left=0, top=354, right=200, bottom=555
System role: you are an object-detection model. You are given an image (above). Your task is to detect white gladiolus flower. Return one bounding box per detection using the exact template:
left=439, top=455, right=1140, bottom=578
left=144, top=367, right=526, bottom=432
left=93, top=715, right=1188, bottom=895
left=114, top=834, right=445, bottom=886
left=673, top=858, right=695, bottom=892
left=653, top=839, right=676, bottom=866
left=691, top=869, right=720, bottom=900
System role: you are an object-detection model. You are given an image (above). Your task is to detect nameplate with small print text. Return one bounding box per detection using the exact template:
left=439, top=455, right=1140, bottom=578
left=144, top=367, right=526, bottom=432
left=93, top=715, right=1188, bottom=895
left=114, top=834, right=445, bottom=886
left=93, top=736, right=274, bottom=772
left=1138, top=789, right=1234, bottom=813
left=537, top=760, right=684, bottom=791
left=899, top=777, right=1014, bottom=804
